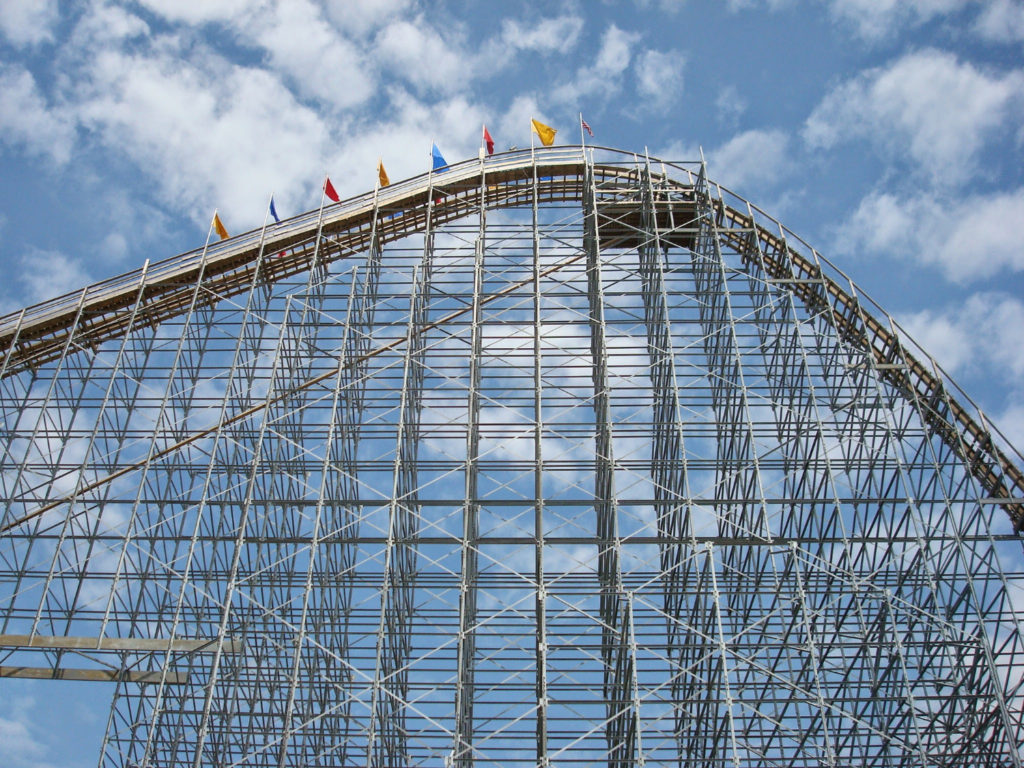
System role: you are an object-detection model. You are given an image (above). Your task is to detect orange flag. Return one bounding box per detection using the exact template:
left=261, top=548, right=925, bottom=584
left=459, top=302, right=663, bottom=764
left=531, top=118, right=556, bottom=147
left=212, top=213, right=228, bottom=240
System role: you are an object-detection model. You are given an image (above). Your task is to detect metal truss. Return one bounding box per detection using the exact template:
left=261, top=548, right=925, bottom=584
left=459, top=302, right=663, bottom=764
left=1, top=146, right=1023, bottom=767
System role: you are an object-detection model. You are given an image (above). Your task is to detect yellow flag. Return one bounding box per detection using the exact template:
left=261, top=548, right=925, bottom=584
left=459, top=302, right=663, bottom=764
left=213, top=213, right=229, bottom=240
left=378, top=159, right=390, bottom=187
left=532, top=118, right=557, bottom=147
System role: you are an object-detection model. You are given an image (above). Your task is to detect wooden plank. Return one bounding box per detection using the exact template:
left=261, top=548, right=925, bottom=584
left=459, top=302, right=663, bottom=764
left=0, top=665, right=189, bottom=684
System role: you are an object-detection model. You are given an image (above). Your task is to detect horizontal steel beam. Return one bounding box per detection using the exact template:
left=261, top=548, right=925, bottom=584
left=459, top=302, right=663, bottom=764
left=0, top=634, right=241, bottom=653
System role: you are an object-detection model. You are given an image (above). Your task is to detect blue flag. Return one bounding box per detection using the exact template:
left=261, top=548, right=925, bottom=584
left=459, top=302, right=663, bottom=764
left=269, top=196, right=280, bottom=223
left=431, top=143, right=448, bottom=172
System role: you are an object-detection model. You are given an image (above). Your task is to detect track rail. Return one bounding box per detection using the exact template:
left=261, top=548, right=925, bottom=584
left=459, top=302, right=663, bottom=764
left=2, top=145, right=1021, bottom=531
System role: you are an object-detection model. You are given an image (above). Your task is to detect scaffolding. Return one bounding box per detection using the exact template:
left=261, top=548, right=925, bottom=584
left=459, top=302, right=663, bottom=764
left=1, top=146, right=1022, bottom=766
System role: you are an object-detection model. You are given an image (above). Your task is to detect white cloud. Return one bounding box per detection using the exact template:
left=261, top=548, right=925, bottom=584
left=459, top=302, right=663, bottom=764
left=92, top=192, right=175, bottom=265
left=635, top=49, right=685, bottom=109
left=29, top=1, right=598, bottom=241
left=375, top=19, right=470, bottom=93
left=897, top=309, right=973, bottom=374
left=880, top=290, right=1024, bottom=512
left=898, top=293, right=1024, bottom=389
left=835, top=188, right=1024, bottom=282
left=496, top=94, right=545, bottom=150
left=247, top=0, right=375, bottom=109
left=12, top=249, right=93, bottom=308
left=991, top=402, right=1024, bottom=459
left=346, top=11, right=585, bottom=99
left=595, top=24, right=638, bottom=75
left=136, top=0, right=375, bottom=110
left=0, top=715, right=40, bottom=758
left=134, top=0, right=255, bottom=25
left=553, top=24, right=641, bottom=102
left=0, top=65, right=75, bottom=164
left=499, top=15, right=584, bottom=54
left=974, top=0, right=1024, bottom=44
left=100, top=232, right=130, bottom=262
left=825, top=0, right=973, bottom=40
left=976, top=295, right=1024, bottom=377
left=834, top=191, right=916, bottom=256
left=724, top=0, right=794, bottom=9
left=0, top=0, right=58, bottom=46
left=804, top=49, right=1024, bottom=180
left=333, top=90, right=485, bottom=197
left=655, top=139, right=699, bottom=162
left=0, top=692, right=68, bottom=768
left=718, top=0, right=968, bottom=32
left=73, top=48, right=331, bottom=229
left=72, top=3, right=150, bottom=42
left=715, top=85, right=746, bottom=126
left=635, top=0, right=690, bottom=11
left=708, top=129, right=790, bottom=191
left=726, top=0, right=794, bottom=9
left=323, top=0, right=416, bottom=35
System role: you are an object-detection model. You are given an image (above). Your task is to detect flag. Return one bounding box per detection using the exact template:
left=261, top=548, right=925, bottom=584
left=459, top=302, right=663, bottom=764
left=431, top=143, right=448, bottom=172
left=324, top=176, right=340, bottom=203
left=378, top=159, right=389, bottom=187
left=532, top=118, right=557, bottom=147
left=581, top=116, right=593, bottom=137
left=268, top=197, right=285, bottom=255
left=213, top=213, right=228, bottom=240
left=482, top=124, right=495, bottom=155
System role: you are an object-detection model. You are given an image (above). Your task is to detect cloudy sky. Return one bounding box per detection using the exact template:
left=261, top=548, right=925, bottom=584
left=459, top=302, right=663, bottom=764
left=1, top=0, right=1023, bottom=763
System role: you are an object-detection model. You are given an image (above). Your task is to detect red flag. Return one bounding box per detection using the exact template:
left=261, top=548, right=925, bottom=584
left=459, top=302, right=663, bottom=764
left=581, top=117, right=594, bottom=137
left=324, top=176, right=340, bottom=203
left=483, top=124, right=495, bottom=155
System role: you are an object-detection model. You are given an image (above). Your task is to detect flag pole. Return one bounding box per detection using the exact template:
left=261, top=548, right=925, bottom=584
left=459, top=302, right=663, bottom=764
left=579, top=112, right=585, bottom=150
left=263, top=194, right=273, bottom=228
left=255, top=193, right=274, bottom=267
left=200, top=208, right=220, bottom=272
left=371, top=161, right=382, bottom=238
left=317, top=173, right=328, bottom=233
left=311, top=174, right=330, bottom=274
left=530, top=117, right=536, bottom=168
left=205, top=210, right=217, bottom=248
left=428, top=139, right=434, bottom=199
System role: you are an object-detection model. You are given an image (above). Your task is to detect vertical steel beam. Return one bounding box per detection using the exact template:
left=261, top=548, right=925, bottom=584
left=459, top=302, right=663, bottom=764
left=190, top=292, right=295, bottom=768
left=637, top=156, right=702, bottom=758
left=691, top=162, right=788, bottom=760
left=367, top=196, right=433, bottom=768
left=451, top=157, right=487, bottom=768
left=583, top=160, right=640, bottom=767
left=130, top=213, right=278, bottom=767
left=531, top=145, right=550, bottom=768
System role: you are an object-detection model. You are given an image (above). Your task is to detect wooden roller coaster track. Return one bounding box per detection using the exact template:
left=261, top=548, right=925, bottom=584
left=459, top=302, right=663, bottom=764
left=2, top=146, right=1021, bottom=532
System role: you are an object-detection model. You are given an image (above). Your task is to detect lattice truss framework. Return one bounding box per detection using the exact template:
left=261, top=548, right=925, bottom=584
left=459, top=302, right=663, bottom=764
left=1, top=148, right=1023, bottom=767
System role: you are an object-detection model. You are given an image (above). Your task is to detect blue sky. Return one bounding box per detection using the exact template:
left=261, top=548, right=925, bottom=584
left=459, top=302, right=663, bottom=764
left=1, top=0, right=1023, bottom=764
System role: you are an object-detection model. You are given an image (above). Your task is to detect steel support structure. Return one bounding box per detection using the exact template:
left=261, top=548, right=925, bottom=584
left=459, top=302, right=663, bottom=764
left=1, top=146, right=1022, bottom=767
